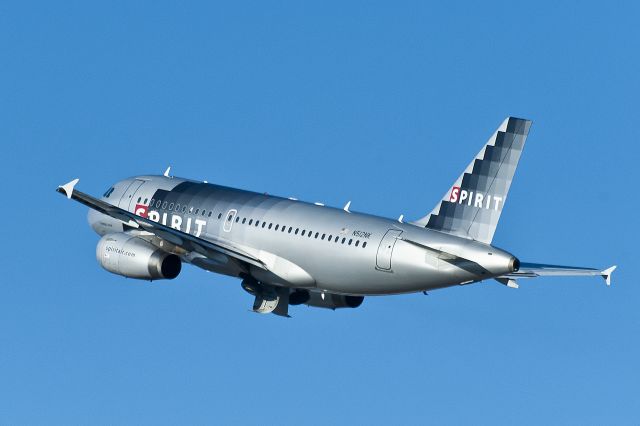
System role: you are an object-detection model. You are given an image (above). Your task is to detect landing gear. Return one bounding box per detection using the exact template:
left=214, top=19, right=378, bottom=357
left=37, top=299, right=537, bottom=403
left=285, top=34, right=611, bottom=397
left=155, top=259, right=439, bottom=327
left=241, top=277, right=290, bottom=317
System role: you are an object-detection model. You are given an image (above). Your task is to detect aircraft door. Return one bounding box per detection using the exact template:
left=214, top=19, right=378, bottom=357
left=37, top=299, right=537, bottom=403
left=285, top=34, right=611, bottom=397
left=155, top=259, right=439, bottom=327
left=376, top=229, right=403, bottom=270
left=118, top=179, right=145, bottom=211
left=223, top=209, right=237, bottom=232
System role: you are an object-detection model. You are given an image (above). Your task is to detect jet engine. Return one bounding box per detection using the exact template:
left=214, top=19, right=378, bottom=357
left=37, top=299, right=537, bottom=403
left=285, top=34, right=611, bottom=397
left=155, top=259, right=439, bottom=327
left=290, top=289, right=364, bottom=310
left=96, top=233, right=181, bottom=280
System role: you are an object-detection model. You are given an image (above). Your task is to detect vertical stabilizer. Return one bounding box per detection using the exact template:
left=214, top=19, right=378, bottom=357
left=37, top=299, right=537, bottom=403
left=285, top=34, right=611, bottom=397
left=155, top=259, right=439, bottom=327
left=413, top=117, right=531, bottom=243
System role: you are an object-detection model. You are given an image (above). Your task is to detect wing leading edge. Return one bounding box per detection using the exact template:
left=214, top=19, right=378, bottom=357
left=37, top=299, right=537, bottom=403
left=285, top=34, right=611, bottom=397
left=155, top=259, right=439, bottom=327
left=56, top=178, right=267, bottom=270
left=500, top=262, right=617, bottom=286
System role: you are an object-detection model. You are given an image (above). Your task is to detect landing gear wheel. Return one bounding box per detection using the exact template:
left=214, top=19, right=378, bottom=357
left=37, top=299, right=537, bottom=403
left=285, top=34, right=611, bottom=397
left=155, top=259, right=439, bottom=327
left=241, top=277, right=290, bottom=317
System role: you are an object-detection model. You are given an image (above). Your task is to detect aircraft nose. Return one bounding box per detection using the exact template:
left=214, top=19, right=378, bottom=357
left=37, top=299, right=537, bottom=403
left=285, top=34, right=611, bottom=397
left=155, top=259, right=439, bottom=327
left=87, top=208, right=100, bottom=232
left=87, top=208, right=119, bottom=236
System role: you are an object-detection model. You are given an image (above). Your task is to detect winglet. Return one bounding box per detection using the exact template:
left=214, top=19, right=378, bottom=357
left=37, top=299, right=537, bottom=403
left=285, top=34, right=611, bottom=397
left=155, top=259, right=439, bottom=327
left=601, top=265, right=617, bottom=286
left=163, top=166, right=172, bottom=177
left=343, top=201, right=351, bottom=213
left=57, top=178, right=80, bottom=199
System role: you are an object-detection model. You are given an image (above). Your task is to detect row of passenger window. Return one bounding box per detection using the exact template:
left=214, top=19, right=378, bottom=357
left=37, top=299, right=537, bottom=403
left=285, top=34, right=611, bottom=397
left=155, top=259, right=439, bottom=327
left=145, top=197, right=214, bottom=218
left=225, top=213, right=368, bottom=248
left=143, top=197, right=368, bottom=249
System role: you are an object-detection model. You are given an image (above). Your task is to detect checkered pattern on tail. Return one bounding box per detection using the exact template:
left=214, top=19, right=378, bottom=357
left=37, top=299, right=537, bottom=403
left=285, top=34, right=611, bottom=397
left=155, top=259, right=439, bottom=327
left=413, top=117, right=531, bottom=244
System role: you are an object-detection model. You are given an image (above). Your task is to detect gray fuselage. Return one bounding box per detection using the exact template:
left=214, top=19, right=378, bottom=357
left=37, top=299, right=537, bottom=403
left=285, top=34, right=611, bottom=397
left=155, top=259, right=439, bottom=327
left=89, top=175, right=517, bottom=295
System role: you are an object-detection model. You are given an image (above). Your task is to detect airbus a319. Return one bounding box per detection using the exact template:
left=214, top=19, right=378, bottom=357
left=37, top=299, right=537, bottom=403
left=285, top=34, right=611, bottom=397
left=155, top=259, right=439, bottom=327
left=57, top=117, right=615, bottom=316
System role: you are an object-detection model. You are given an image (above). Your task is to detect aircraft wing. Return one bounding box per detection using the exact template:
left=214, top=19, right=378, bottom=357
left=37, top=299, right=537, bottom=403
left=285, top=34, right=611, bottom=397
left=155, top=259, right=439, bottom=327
left=56, top=179, right=267, bottom=270
left=500, top=262, right=617, bottom=286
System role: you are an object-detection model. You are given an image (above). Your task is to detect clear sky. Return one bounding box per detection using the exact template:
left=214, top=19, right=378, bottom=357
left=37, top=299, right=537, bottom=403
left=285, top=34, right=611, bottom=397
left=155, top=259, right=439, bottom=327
left=1, top=1, right=638, bottom=424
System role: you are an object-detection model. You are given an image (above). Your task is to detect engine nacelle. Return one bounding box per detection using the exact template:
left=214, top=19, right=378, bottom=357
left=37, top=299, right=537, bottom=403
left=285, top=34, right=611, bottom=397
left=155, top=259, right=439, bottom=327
left=96, top=233, right=181, bottom=280
left=290, top=289, right=364, bottom=310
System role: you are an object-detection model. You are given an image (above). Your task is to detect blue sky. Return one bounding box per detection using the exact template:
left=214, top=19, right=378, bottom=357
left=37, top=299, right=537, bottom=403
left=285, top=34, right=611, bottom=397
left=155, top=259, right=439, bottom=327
left=1, top=1, right=638, bottom=424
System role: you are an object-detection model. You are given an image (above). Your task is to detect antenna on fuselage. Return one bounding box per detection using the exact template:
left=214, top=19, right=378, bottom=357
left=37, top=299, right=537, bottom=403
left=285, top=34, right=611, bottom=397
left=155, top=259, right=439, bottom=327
left=343, top=201, right=351, bottom=213
left=398, top=214, right=404, bottom=223
left=163, top=166, right=172, bottom=178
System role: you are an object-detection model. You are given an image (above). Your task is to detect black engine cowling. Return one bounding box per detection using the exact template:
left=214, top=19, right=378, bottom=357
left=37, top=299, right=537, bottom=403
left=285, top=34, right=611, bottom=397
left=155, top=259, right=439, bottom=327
left=96, top=233, right=181, bottom=280
left=290, top=289, right=364, bottom=309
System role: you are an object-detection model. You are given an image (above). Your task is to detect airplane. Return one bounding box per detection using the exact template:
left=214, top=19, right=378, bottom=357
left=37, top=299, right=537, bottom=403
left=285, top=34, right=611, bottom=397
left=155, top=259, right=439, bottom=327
left=57, top=117, right=616, bottom=316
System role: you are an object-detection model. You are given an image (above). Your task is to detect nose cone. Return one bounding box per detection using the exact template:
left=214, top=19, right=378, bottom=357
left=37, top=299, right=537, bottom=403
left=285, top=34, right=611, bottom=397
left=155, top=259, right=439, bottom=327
left=87, top=208, right=123, bottom=236
left=87, top=208, right=102, bottom=234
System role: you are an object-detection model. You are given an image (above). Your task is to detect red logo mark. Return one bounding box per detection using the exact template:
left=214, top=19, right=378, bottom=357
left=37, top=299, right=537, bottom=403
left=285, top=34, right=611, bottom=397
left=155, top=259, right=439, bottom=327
left=134, top=204, right=149, bottom=218
left=449, top=186, right=460, bottom=202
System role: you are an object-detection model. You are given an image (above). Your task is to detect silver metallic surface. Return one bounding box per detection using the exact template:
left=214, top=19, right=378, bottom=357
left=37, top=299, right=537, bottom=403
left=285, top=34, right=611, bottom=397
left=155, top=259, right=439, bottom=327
left=96, top=232, right=181, bottom=280
left=57, top=117, right=615, bottom=315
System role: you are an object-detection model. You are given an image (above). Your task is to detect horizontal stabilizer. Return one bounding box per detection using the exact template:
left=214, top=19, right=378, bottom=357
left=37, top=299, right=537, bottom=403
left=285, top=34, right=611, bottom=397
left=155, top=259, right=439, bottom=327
left=500, top=262, right=617, bottom=286
left=399, top=237, right=489, bottom=276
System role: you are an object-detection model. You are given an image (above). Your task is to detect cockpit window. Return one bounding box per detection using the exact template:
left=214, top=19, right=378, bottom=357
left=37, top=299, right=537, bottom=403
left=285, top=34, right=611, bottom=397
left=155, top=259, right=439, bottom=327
left=103, top=187, right=115, bottom=198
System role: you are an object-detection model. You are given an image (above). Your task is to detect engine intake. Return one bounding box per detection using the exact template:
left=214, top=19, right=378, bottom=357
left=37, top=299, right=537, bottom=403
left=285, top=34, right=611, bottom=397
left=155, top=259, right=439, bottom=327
left=96, top=233, right=181, bottom=280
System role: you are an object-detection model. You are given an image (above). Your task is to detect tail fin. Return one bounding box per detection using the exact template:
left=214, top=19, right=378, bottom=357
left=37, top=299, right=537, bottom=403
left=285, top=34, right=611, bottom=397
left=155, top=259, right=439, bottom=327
left=413, top=117, right=532, bottom=243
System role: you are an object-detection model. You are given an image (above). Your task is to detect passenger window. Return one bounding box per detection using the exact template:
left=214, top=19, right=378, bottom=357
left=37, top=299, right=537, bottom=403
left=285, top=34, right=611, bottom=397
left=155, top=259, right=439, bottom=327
left=235, top=216, right=240, bottom=223
left=157, top=200, right=162, bottom=208
left=348, top=239, right=352, bottom=245
left=175, top=203, right=180, bottom=211
left=227, top=214, right=233, bottom=221
left=301, top=230, right=306, bottom=236
left=150, top=199, right=155, bottom=205
left=341, top=238, right=346, bottom=244
left=144, top=198, right=148, bottom=204
left=169, top=203, right=174, bottom=210
left=202, top=210, right=207, bottom=216
left=218, top=213, right=222, bottom=219
left=308, top=232, right=312, bottom=238
left=137, top=197, right=141, bottom=203
left=262, top=222, right=266, bottom=228
left=242, top=218, right=247, bottom=224
left=295, top=228, right=299, bottom=235
left=195, top=209, right=199, bottom=215
left=255, top=221, right=260, bottom=227
left=208, top=211, right=212, bottom=217
left=282, top=226, right=286, bottom=232
left=321, top=234, right=326, bottom=240
left=189, top=207, right=194, bottom=213
left=249, top=219, right=253, bottom=225
left=182, top=206, right=187, bottom=213
left=288, top=227, right=292, bottom=233
left=275, top=225, right=279, bottom=231
left=328, top=235, right=332, bottom=240
left=335, top=236, right=339, bottom=243
left=355, top=240, right=360, bottom=247
left=162, top=201, right=168, bottom=209
left=315, top=232, right=319, bottom=238
left=268, top=223, right=272, bottom=229
left=362, top=242, right=367, bottom=248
